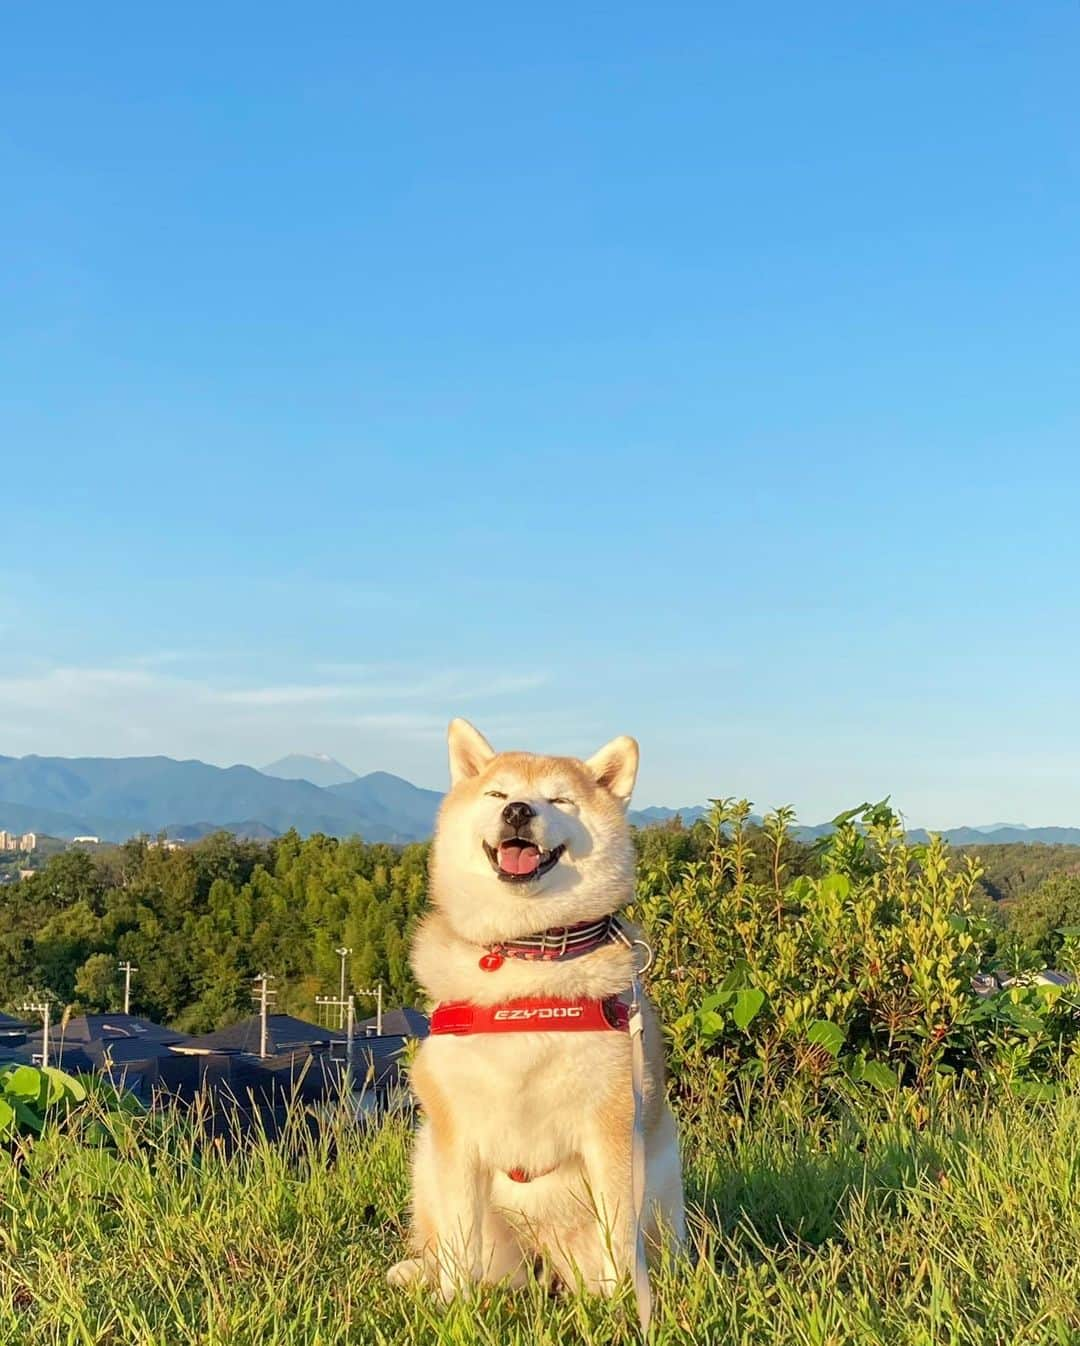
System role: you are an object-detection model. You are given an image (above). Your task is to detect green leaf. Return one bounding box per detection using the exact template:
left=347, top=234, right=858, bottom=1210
left=1000, top=1004, right=1047, bottom=1036
left=41, top=1066, right=86, bottom=1105
left=818, top=873, right=851, bottom=902
left=10, top=1099, right=43, bottom=1133
left=805, top=1020, right=845, bottom=1058
left=697, top=1010, right=726, bottom=1038
left=718, top=959, right=751, bottom=996
left=829, top=804, right=871, bottom=827
left=859, top=1060, right=900, bottom=1092
left=732, top=988, right=766, bottom=1032
left=2, top=1065, right=45, bottom=1104
left=1010, top=1079, right=1062, bottom=1102
left=0, top=1098, right=14, bottom=1136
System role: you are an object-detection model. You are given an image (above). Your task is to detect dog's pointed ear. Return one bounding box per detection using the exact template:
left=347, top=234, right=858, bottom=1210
left=585, top=735, right=639, bottom=807
left=448, top=718, right=496, bottom=785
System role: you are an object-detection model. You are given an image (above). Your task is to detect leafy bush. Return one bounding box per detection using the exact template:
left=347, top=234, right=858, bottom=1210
left=0, top=1062, right=159, bottom=1155
left=635, top=800, right=1080, bottom=1110
left=0, top=1062, right=87, bottom=1138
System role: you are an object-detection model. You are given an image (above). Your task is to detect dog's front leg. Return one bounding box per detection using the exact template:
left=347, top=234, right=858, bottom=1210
left=431, top=1141, right=492, bottom=1301
left=579, top=1115, right=635, bottom=1295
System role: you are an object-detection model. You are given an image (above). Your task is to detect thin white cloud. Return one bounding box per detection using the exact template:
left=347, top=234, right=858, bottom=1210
left=221, top=671, right=547, bottom=707
left=0, top=661, right=552, bottom=763
left=220, top=684, right=357, bottom=707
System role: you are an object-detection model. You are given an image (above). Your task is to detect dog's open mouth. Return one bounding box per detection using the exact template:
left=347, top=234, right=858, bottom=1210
left=483, top=839, right=566, bottom=883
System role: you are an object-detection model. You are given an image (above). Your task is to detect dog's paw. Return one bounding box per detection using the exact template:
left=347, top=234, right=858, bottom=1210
left=387, top=1258, right=425, bottom=1288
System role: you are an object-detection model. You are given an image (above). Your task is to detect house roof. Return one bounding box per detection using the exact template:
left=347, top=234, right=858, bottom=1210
left=89, top=1037, right=185, bottom=1065
left=49, top=1014, right=188, bottom=1046
left=176, top=1014, right=345, bottom=1056
left=356, top=1006, right=429, bottom=1039
left=31, top=1042, right=97, bottom=1073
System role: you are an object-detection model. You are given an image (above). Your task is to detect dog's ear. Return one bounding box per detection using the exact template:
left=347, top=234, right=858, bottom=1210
left=585, top=735, right=639, bottom=806
left=448, top=718, right=496, bottom=784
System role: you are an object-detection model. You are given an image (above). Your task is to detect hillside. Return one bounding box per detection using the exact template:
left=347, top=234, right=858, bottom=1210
left=5, top=752, right=1080, bottom=851
left=0, top=755, right=423, bottom=843
left=0, top=752, right=713, bottom=843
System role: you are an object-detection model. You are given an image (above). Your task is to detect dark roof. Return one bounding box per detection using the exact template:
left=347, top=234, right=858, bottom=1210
left=177, top=1014, right=344, bottom=1056
left=356, top=1006, right=429, bottom=1039
left=344, top=1035, right=409, bottom=1087
left=0, top=1011, right=28, bottom=1031
left=28, top=1042, right=97, bottom=1072
left=50, top=1014, right=188, bottom=1046
left=88, top=1037, right=185, bottom=1065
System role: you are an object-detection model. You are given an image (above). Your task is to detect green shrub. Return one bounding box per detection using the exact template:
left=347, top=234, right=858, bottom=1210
left=634, top=800, right=1080, bottom=1111
left=0, top=1062, right=87, bottom=1138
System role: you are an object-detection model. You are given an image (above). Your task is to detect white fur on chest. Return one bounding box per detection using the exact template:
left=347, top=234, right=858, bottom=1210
left=420, top=1030, right=626, bottom=1174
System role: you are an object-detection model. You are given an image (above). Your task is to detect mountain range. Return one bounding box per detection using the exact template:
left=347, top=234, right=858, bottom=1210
left=0, top=752, right=1077, bottom=848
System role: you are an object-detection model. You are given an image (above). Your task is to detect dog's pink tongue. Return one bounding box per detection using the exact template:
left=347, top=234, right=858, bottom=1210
left=499, top=843, right=542, bottom=875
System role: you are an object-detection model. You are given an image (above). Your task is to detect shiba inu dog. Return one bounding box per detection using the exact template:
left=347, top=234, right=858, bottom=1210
left=387, top=719, right=684, bottom=1302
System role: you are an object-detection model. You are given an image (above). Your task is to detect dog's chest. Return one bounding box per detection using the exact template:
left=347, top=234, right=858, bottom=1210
left=423, top=1031, right=626, bottom=1158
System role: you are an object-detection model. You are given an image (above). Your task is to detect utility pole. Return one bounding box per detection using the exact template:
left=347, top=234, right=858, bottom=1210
left=21, top=999, right=51, bottom=1068
left=251, top=973, right=276, bottom=1059
left=119, top=960, right=138, bottom=1015
left=354, top=984, right=383, bottom=1036
left=335, top=947, right=351, bottom=1030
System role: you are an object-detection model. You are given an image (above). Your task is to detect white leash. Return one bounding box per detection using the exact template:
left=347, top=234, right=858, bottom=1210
left=627, top=971, right=652, bottom=1335
left=616, top=923, right=654, bottom=1336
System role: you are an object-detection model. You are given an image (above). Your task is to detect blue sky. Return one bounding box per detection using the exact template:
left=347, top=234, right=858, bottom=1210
left=2, top=3, right=1078, bottom=825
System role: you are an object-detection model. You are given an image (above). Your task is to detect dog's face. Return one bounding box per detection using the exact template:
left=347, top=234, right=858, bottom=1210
left=429, top=719, right=640, bottom=945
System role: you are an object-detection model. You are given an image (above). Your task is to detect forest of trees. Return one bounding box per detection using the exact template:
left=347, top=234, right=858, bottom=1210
left=0, top=816, right=1077, bottom=1032
left=0, top=832, right=427, bottom=1032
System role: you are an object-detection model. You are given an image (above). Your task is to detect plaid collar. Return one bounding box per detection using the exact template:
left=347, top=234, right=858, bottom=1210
left=478, top=914, right=620, bottom=971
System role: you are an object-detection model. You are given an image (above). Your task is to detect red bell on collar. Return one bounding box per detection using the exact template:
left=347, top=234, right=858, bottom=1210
left=479, top=951, right=504, bottom=972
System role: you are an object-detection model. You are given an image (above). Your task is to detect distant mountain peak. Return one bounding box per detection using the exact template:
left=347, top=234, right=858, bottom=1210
left=258, top=754, right=359, bottom=788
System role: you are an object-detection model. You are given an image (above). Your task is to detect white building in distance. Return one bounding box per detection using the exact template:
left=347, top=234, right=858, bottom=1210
left=0, top=831, right=37, bottom=852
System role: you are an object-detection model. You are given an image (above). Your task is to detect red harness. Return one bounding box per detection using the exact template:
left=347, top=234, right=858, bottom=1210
left=428, top=994, right=630, bottom=1184
left=429, top=995, right=629, bottom=1036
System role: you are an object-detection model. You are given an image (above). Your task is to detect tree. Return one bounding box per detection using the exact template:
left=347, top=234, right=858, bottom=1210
left=73, top=953, right=119, bottom=1012
left=1009, top=873, right=1080, bottom=962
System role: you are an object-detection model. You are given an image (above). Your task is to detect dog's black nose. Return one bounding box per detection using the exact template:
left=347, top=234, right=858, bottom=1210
left=502, top=800, right=536, bottom=830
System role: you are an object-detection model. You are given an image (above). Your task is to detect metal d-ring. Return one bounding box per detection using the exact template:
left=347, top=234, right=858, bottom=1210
left=613, top=918, right=654, bottom=978
left=630, top=938, right=654, bottom=977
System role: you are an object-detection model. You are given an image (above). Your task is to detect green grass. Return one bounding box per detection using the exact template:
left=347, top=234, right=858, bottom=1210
left=3, top=1090, right=1080, bottom=1346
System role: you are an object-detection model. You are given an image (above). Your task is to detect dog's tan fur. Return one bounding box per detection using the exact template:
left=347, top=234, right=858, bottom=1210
left=388, top=719, right=684, bottom=1299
